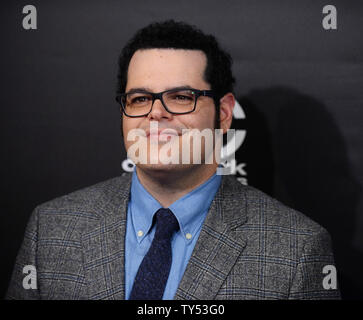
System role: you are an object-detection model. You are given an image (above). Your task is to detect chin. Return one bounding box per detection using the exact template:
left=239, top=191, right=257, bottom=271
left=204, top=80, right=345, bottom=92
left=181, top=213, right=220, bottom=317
left=136, top=162, right=199, bottom=176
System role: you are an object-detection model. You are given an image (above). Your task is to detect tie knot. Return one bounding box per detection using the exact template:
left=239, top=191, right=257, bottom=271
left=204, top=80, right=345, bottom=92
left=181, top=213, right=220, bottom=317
left=154, top=208, right=179, bottom=240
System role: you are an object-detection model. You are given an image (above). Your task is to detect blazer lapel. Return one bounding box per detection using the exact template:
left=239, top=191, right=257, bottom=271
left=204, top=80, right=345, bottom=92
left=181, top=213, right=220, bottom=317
left=81, top=174, right=132, bottom=300
left=174, top=175, right=248, bottom=300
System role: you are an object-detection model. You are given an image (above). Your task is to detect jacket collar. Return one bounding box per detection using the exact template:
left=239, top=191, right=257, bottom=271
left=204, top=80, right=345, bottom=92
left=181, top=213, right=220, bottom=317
left=81, top=173, right=132, bottom=300
left=174, top=174, right=248, bottom=300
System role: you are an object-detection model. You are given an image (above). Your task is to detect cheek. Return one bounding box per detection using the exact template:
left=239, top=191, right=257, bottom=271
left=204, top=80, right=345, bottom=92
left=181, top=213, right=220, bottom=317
left=187, top=104, right=215, bottom=130
left=122, top=118, right=127, bottom=136
left=122, top=118, right=139, bottom=147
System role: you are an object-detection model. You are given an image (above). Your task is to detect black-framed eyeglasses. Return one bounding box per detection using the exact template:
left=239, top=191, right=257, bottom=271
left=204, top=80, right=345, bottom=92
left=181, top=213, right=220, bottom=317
left=115, top=87, right=214, bottom=117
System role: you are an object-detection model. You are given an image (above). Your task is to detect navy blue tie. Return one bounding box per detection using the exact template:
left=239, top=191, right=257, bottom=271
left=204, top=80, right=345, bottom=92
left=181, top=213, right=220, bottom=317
left=129, top=208, right=179, bottom=300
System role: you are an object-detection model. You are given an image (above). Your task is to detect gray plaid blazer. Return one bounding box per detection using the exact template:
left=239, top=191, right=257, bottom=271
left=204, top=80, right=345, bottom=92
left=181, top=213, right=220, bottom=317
left=6, top=173, right=340, bottom=299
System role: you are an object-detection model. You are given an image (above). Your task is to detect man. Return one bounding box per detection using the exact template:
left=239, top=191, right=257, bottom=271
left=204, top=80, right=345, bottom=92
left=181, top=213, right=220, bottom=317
left=7, top=20, right=340, bottom=300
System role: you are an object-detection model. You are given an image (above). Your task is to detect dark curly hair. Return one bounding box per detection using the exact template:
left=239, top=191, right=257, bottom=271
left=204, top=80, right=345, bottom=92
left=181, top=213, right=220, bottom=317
left=117, top=20, right=235, bottom=127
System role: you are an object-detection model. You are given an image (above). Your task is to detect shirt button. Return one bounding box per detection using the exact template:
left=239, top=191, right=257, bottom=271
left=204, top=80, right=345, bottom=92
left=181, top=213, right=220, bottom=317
left=137, top=230, right=144, bottom=237
left=186, top=233, right=192, bottom=240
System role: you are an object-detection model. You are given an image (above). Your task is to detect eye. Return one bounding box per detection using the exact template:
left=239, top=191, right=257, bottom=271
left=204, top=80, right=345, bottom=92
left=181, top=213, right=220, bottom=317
left=131, top=96, right=150, bottom=104
left=169, top=91, right=194, bottom=101
left=175, top=95, right=193, bottom=101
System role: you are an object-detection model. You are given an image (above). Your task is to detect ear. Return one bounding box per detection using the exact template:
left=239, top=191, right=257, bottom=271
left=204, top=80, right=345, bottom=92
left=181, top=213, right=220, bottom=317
left=219, top=93, right=235, bottom=134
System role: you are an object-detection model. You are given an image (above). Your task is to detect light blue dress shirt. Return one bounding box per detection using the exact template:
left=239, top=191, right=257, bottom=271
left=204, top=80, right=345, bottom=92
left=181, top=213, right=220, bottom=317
left=125, top=169, right=222, bottom=300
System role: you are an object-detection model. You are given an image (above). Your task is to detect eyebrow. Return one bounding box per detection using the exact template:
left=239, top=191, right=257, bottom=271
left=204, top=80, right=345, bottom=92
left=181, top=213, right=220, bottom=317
left=126, top=85, right=194, bottom=94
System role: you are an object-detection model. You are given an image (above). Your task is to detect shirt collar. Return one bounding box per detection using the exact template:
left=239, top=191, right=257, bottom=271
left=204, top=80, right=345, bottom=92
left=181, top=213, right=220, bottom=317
left=129, top=169, right=221, bottom=244
left=130, top=170, right=161, bottom=243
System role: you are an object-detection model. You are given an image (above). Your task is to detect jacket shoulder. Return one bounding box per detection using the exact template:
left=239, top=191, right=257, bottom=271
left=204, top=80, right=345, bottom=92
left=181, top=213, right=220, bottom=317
left=231, top=179, right=328, bottom=236
left=35, top=173, right=132, bottom=218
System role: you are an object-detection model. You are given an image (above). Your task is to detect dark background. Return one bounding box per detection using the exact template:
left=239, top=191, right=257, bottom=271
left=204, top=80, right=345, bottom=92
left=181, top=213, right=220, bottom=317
left=1, top=0, right=362, bottom=299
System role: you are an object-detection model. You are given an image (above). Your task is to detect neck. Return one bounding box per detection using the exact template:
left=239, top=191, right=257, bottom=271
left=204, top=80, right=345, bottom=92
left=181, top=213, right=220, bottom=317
left=135, top=164, right=218, bottom=207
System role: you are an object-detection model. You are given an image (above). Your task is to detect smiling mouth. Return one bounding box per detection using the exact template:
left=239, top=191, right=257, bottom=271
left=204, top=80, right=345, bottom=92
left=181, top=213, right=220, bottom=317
left=148, top=133, right=181, bottom=143
left=146, top=129, right=182, bottom=139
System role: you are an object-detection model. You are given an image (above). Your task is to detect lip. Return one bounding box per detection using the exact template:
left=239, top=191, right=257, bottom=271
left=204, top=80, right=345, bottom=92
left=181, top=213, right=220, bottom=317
left=146, top=128, right=181, bottom=137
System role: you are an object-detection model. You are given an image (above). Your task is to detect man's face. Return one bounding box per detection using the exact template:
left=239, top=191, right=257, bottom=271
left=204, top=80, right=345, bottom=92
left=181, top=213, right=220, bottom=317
left=122, top=48, right=217, bottom=173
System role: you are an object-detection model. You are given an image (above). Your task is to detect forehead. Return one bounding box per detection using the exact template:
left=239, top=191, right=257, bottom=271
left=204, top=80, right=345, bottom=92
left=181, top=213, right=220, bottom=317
left=126, top=48, right=209, bottom=91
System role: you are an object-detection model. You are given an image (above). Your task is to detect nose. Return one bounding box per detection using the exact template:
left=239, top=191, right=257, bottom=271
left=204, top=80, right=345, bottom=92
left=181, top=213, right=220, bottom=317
left=147, top=97, right=172, bottom=121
